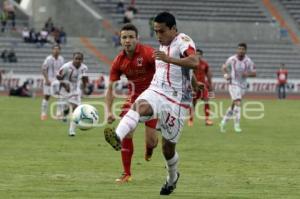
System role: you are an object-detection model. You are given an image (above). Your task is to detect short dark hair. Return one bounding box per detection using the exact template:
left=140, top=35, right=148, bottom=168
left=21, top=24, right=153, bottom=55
left=238, top=42, right=247, bottom=50
left=120, top=23, right=138, bottom=37
left=73, top=52, right=84, bottom=59
left=196, top=49, right=203, bottom=55
left=154, top=12, right=176, bottom=29
left=52, top=44, right=61, bottom=50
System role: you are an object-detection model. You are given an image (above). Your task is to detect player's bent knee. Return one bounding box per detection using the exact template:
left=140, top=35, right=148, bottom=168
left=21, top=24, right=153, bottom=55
left=133, top=99, right=153, bottom=116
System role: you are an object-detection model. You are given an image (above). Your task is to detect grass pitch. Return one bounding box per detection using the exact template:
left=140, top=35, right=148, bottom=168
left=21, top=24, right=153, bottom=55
left=0, top=96, right=299, bottom=198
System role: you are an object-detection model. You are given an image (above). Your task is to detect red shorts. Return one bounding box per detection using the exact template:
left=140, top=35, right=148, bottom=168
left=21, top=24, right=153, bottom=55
left=194, top=87, right=209, bottom=101
left=119, top=96, right=157, bottom=129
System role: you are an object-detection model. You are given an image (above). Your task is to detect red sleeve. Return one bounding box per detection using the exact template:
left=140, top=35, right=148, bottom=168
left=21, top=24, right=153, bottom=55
left=109, top=57, right=121, bottom=81
left=183, top=45, right=196, bottom=57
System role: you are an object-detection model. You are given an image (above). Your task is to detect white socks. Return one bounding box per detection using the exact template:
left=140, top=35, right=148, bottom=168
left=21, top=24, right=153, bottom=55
left=222, top=107, right=234, bottom=124
left=166, top=152, right=179, bottom=185
left=69, top=121, right=76, bottom=135
left=56, top=97, right=66, bottom=117
left=233, top=106, right=241, bottom=126
left=41, top=99, right=48, bottom=115
left=222, top=106, right=241, bottom=126
left=116, top=109, right=140, bottom=141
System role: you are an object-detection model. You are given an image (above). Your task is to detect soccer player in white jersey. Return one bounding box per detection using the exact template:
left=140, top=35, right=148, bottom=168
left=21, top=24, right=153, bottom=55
left=41, top=45, right=64, bottom=120
left=56, top=52, right=89, bottom=136
left=104, top=12, right=198, bottom=195
left=220, top=43, right=256, bottom=133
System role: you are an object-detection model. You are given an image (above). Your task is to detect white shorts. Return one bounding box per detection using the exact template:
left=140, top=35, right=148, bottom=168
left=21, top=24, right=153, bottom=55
left=68, top=93, right=81, bottom=106
left=136, top=89, right=190, bottom=143
left=43, top=80, right=60, bottom=96
left=229, top=84, right=245, bottom=100
left=59, top=90, right=81, bottom=106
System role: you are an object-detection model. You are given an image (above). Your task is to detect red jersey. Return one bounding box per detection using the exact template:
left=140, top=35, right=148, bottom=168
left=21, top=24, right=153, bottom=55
left=194, top=59, right=210, bottom=85
left=277, top=69, right=288, bottom=85
left=110, top=43, right=155, bottom=96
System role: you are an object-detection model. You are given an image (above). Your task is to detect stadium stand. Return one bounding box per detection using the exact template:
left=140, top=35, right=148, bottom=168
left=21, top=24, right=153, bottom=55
left=280, top=0, right=300, bottom=26
left=87, top=0, right=300, bottom=79
left=142, top=39, right=300, bottom=79
left=92, top=0, right=269, bottom=22
left=1, top=0, right=299, bottom=81
left=0, top=0, right=29, bottom=30
left=0, top=36, right=106, bottom=74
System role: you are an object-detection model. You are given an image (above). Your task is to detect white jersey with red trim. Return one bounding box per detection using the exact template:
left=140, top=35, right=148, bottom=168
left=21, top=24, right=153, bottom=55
left=149, top=33, right=196, bottom=103
left=58, top=61, right=88, bottom=94
left=42, top=55, right=64, bottom=81
left=225, top=55, right=256, bottom=89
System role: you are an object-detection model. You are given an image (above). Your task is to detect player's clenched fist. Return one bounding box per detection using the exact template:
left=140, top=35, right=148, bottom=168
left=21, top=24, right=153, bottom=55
left=154, top=50, right=170, bottom=62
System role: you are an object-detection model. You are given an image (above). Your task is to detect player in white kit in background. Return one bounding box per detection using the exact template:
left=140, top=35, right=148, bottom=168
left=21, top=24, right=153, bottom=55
left=41, top=45, right=64, bottom=120
left=104, top=12, right=199, bottom=195
left=56, top=52, right=89, bottom=136
left=220, top=43, right=256, bottom=133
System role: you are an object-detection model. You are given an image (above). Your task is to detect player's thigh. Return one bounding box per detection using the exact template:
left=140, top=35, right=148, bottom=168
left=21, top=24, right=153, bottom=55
left=43, top=84, right=51, bottom=96
left=51, top=80, right=60, bottom=95
left=136, top=89, right=162, bottom=121
left=229, top=85, right=242, bottom=100
left=68, top=94, right=81, bottom=108
left=201, top=88, right=209, bottom=101
left=159, top=103, right=188, bottom=144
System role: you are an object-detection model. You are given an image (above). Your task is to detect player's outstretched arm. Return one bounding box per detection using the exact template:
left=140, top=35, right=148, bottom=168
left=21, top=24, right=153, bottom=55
left=221, top=64, right=231, bottom=80
left=191, top=74, right=204, bottom=92
left=42, top=68, right=50, bottom=86
left=82, top=76, right=89, bottom=94
left=154, top=50, right=198, bottom=69
left=243, top=71, right=256, bottom=78
left=105, top=81, right=116, bottom=124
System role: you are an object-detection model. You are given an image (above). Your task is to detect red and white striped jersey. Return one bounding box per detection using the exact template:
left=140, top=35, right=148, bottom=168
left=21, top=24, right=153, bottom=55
left=150, top=33, right=196, bottom=103
left=42, top=55, right=64, bottom=81
left=58, top=61, right=88, bottom=93
left=225, top=55, right=256, bottom=89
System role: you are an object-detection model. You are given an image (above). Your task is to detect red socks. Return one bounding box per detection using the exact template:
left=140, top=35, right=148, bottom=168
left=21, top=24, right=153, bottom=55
left=204, top=103, right=210, bottom=119
left=121, top=138, right=133, bottom=176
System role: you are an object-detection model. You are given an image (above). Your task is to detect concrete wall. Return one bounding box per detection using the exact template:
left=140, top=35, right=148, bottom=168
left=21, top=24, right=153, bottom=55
left=30, top=0, right=102, bottom=37
left=134, top=19, right=282, bottom=43
left=26, top=0, right=282, bottom=42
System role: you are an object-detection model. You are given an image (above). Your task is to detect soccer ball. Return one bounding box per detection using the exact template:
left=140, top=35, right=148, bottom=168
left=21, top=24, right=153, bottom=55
left=72, top=104, right=99, bottom=130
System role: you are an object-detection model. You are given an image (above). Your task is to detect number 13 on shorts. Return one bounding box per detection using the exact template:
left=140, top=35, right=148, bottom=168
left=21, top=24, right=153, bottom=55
left=165, top=112, right=176, bottom=127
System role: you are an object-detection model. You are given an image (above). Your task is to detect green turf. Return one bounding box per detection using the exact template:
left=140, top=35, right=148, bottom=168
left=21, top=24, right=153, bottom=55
left=0, top=96, right=300, bottom=198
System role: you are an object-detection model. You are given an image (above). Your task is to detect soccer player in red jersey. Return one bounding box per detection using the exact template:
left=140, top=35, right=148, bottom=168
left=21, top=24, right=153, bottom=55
left=105, top=23, right=158, bottom=183
left=189, top=49, right=213, bottom=126
left=276, top=63, right=288, bottom=99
